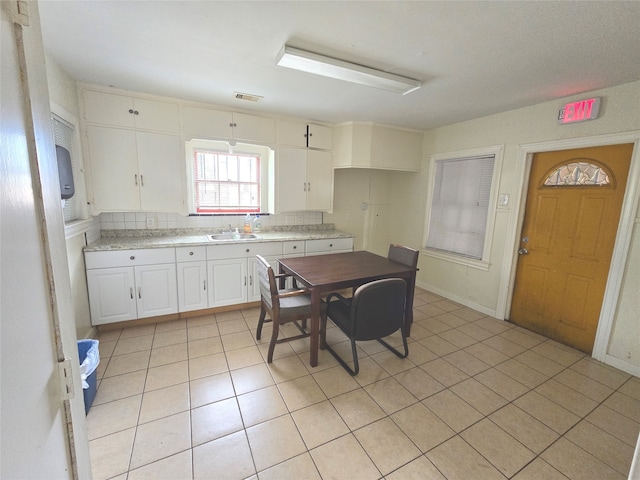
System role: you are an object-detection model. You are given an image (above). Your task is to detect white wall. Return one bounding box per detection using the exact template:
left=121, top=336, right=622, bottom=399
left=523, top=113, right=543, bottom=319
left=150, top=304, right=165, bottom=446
left=45, top=52, right=97, bottom=339
left=402, top=81, right=640, bottom=372
left=331, top=81, right=640, bottom=374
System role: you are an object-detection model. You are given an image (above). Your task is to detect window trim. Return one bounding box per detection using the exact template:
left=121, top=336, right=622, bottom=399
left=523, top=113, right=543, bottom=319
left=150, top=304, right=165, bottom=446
left=192, top=148, right=261, bottom=214
left=186, top=139, right=273, bottom=215
left=422, top=145, right=504, bottom=270
left=51, top=102, right=89, bottom=229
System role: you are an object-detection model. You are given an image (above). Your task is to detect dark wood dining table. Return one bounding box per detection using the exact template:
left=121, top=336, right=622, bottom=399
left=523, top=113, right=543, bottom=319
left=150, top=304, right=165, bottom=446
left=278, top=250, right=418, bottom=367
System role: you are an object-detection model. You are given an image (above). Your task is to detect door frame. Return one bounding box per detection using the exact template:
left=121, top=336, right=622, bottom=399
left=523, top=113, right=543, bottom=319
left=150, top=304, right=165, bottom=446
left=498, top=131, right=640, bottom=371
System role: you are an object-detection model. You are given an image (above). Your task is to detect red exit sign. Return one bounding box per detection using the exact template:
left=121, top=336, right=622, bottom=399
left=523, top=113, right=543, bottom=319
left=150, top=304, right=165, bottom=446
left=558, top=97, right=601, bottom=124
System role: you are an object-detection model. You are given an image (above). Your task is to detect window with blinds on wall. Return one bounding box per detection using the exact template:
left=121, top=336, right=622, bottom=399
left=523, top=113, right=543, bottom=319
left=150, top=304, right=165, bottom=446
left=52, top=115, right=80, bottom=223
left=426, top=154, right=495, bottom=260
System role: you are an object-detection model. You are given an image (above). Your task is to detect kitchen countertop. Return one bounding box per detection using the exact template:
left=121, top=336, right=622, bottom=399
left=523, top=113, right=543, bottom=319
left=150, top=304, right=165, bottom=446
left=84, top=226, right=354, bottom=252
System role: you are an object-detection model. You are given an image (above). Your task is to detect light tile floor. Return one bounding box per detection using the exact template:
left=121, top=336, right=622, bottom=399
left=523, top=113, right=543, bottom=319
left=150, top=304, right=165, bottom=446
left=87, top=288, right=640, bottom=480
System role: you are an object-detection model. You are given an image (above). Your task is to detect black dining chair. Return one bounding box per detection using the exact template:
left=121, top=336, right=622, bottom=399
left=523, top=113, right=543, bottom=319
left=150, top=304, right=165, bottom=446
left=255, top=255, right=324, bottom=363
left=388, top=243, right=419, bottom=269
left=322, top=278, right=409, bottom=375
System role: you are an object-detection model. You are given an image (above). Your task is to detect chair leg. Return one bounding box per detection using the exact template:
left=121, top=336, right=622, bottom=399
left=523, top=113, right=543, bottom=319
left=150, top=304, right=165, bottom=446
left=377, top=331, right=409, bottom=359
left=324, top=338, right=359, bottom=376
left=256, top=306, right=267, bottom=340
left=267, top=318, right=280, bottom=363
left=350, top=339, right=360, bottom=375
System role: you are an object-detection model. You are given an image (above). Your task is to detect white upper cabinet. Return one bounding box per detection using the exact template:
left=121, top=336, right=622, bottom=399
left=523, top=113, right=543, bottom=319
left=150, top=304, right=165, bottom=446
left=83, top=90, right=180, bottom=133
left=333, top=122, right=423, bottom=172
left=308, top=124, right=333, bottom=150
left=182, top=106, right=275, bottom=144
left=276, top=147, right=333, bottom=212
left=277, top=120, right=333, bottom=150
left=85, top=126, right=184, bottom=213
left=81, top=88, right=185, bottom=214
left=233, top=112, right=276, bottom=144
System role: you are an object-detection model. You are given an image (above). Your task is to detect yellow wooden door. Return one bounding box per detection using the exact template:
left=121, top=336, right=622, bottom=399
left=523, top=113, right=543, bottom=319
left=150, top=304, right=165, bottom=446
left=510, top=144, right=633, bottom=353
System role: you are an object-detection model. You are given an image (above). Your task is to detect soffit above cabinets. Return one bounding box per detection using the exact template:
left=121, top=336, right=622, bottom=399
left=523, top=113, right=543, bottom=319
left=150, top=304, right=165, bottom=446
left=333, top=122, right=423, bottom=172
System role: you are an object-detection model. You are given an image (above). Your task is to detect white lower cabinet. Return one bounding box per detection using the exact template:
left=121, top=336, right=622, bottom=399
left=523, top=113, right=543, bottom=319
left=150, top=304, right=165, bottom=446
left=85, top=237, right=353, bottom=324
left=207, top=257, right=248, bottom=307
left=305, top=238, right=354, bottom=256
left=85, top=248, right=178, bottom=325
left=206, top=242, right=282, bottom=307
left=86, top=267, right=137, bottom=324
left=134, top=264, right=179, bottom=318
left=176, top=246, right=208, bottom=312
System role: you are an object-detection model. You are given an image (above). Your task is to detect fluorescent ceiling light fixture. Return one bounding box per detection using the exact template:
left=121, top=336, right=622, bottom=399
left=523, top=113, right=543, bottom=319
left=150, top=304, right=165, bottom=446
left=276, top=45, right=421, bottom=95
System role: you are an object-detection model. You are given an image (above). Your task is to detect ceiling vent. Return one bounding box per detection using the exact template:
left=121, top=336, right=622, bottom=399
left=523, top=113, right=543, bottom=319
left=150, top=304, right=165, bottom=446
left=234, top=92, right=263, bottom=102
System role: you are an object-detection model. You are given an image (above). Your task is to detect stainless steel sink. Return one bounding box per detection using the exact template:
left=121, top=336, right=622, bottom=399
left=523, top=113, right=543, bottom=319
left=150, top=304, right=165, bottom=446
left=207, top=233, right=260, bottom=241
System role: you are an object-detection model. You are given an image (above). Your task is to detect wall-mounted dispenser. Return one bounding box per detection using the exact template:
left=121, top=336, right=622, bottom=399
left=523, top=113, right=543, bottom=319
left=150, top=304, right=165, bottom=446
left=55, top=145, right=75, bottom=200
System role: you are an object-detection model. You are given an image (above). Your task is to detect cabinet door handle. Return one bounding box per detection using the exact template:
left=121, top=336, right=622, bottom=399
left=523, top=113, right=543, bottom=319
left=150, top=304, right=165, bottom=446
left=249, top=275, right=253, bottom=286
left=244, top=276, right=247, bottom=286
left=134, top=174, right=138, bottom=186
left=203, top=280, right=207, bottom=291
left=189, top=251, right=194, bottom=256
left=308, top=182, right=311, bottom=192
left=140, top=174, right=144, bottom=186
left=128, top=109, right=134, bottom=114
left=130, top=255, right=135, bottom=260
left=130, top=287, right=134, bottom=299
left=138, top=287, right=142, bottom=299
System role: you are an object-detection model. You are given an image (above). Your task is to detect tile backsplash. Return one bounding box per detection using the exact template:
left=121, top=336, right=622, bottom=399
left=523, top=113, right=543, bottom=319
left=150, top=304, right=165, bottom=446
left=98, top=211, right=323, bottom=231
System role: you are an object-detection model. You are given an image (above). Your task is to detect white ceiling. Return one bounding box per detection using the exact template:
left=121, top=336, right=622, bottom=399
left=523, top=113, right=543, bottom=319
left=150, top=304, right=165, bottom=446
left=39, top=1, right=640, bottom=131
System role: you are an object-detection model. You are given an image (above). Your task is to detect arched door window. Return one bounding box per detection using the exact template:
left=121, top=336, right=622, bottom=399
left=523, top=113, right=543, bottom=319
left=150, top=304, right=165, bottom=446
left=543, top=159, right=611, bottom=186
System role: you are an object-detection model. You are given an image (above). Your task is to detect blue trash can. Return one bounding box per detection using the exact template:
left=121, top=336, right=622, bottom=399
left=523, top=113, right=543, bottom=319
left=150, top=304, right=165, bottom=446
left=77, top=339, right=99, bottom=414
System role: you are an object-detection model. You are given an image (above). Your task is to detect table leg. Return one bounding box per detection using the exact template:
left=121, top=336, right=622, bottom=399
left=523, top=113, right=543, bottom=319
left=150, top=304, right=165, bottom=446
left=404, top=272, right=416, bottom=337
left=309, top=288, right=321, bottom=367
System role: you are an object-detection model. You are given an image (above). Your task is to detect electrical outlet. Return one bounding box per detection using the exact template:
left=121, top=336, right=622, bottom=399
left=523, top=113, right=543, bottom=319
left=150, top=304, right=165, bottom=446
left=146, top=216, right=157, bottom=228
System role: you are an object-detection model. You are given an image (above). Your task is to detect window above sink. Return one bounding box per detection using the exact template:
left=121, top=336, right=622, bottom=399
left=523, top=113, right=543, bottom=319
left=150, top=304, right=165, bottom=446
left=186, top=139, right=274, bottom=215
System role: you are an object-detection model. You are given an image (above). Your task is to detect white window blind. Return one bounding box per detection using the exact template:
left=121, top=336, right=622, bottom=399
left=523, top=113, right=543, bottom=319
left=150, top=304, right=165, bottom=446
left=52, top=115, right=80, bottom=223
left=426, top=155, right=495, bottom=259
left=193, top=149, right=261, bottom=213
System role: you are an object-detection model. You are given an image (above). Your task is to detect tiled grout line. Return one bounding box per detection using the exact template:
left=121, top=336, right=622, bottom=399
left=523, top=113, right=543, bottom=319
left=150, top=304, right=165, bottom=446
left=91, top=299, right=637, bottom=479
left=383, top=312, right=631, bottom=478
left=457, top=328, right=636, bottom=478
left=126, top=323, right=154, bottom=475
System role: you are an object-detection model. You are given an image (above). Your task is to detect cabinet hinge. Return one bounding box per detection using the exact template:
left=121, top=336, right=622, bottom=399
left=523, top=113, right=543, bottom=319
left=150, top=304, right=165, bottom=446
left=11, top=0, right=30, bottom=26
left=57, top=358, right=75, bottom=401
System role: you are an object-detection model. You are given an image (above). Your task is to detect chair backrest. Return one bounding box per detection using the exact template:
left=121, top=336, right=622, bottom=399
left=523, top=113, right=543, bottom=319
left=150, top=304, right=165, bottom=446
left=388, top=244, right=419, bottom=268
left=350, top=278, right=407, bottom=341
left=255, top=255, right=277, bottom=310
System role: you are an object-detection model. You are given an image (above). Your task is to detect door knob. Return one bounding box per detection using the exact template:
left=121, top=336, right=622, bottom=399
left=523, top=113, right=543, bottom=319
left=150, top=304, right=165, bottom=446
left=518, top=248, right=529, bottom=255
